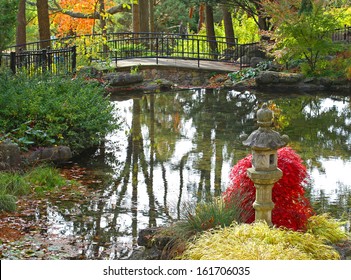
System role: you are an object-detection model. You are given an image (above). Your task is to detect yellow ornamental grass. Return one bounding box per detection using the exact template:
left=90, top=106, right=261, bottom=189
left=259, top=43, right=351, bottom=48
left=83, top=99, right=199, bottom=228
left=181, top=222, right=343, bottom=260
left=306, top=214, right=348, bottom=244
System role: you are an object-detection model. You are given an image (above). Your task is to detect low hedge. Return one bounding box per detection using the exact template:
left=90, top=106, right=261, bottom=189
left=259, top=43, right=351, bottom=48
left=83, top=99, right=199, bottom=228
left=0, top=71, right=118, bottom=154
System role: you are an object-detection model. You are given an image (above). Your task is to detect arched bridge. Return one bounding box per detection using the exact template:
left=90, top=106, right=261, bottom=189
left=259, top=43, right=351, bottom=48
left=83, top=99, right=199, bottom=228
left=1, top=32, right=259, bottom=75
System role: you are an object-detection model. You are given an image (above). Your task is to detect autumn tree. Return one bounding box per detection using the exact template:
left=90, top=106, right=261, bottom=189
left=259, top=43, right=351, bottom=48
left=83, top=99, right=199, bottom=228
left=261, top=0, right=341, bottom=74
left=51, top=0, right=131, bottom=36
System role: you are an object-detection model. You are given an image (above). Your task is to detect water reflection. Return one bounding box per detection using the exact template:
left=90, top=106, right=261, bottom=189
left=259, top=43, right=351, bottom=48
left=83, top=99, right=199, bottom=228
left=49, top=89, right=351, bottom=259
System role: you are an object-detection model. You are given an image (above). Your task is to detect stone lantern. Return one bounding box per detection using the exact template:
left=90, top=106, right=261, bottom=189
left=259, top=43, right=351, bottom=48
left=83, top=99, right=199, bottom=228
left=241, top=103, right=289, bottom=226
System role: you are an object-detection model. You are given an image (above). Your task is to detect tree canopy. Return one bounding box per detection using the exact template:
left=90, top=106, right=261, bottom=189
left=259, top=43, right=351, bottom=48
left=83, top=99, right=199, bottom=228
left=0, top=0, right=18, bottom=52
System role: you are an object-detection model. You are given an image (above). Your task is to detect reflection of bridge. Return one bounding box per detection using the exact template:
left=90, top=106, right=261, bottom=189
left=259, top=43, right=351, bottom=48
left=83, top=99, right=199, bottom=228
left=1, top=32, right=259, bottom=75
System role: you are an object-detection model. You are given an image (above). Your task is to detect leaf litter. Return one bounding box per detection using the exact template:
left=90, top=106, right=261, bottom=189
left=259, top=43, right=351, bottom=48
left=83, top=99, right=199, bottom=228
left=0, top=164, right=101, bottom=260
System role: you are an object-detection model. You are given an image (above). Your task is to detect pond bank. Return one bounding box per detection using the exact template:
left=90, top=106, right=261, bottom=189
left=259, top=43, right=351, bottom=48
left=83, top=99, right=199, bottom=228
left=253, top=71, right=351, bottom=93
left=94, top=66, right=351, bottom=93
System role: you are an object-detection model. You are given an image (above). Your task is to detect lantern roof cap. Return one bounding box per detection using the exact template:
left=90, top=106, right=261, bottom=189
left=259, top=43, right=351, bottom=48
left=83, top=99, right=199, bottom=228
left=242, top=103, right=289, bottom=150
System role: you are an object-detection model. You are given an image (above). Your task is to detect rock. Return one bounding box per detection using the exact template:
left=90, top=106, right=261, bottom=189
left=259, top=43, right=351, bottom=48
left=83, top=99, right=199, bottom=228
left=250, top=57, right=265, bottom=68
left=153, top=79, right=174, bottom=90
left=246, top=47, right=266, bottom=58
left=104, top=73, right=143, bottom=86
left=0, top=141, right=21, bottom=171
left=128, top=246, right=162, bottom=260
left=268, top=62, right=283, bottom=71
left=76, top=66, right=101, bottom=79
left=256, top=71, right=304, bottom=85
left=26, top=146, right=72, bottom=164
left=138, top=227, right=172, bottom=249
left=303, top=77, right=315, bottom=83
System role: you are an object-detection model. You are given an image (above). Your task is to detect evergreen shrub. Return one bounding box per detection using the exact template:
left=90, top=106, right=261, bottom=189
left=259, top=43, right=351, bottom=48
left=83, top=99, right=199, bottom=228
left=0, top=72, right=118, bottom=154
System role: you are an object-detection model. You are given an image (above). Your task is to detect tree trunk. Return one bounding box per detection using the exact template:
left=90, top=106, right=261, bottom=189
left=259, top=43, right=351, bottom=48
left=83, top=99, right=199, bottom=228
left=133, top=3, right=140, bottom=33
left=36, top=0, right=51, bottom=48
left=149, top=0, right=155, bottom=32
left=99, top=0, right=107, bottom=33
left=16, top=0, right=27, bottom=51
left=139, top=0, right=150, bottom=33
left=221, top=4, right=235, bottom=48
left=99, top=0, right=108, bottom=55
left=198, top=3, right=205, bottom=32
left=205, top=4, right=218, bottom=58
left=258, top=15, right=270, bottom=31
left=255, top=3, right=270, bottom=30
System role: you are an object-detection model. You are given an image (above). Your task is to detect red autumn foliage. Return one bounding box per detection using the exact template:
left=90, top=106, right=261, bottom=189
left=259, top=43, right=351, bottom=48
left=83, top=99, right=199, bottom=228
left=223, top=147, right=314, bottom=231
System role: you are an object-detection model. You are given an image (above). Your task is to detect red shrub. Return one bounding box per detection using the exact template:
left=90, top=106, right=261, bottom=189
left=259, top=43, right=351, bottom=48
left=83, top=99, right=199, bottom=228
left=223, top=147, right=314, bottom=231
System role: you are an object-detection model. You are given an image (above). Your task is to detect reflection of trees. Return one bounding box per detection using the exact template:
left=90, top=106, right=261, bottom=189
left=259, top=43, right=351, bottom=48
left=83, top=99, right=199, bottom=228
left=311, top=183, right=351, bottom=232
left=52, top=90, right=351, bottom=259
left=273, top=94, right=351, bottom=171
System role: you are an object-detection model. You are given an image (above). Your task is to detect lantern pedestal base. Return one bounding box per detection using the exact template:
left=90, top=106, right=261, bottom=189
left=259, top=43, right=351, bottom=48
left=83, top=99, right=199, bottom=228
left=247, top=168, right=283, bottom=226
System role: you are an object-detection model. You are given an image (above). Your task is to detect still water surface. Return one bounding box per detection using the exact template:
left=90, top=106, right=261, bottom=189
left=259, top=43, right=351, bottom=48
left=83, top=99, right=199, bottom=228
left=51, top=89, right=351, bottom=259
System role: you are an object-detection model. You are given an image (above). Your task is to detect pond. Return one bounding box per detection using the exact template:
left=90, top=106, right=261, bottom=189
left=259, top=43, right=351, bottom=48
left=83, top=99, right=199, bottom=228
left=51, top=88, right=350, bottom=259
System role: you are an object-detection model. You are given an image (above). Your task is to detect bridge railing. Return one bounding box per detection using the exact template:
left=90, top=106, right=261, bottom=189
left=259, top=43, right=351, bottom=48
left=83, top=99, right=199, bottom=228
left=2, top=32, right=260, bottom=73
left=331, top=25, right=351, bottom=43
left=107, top=32, right=258, bottom=69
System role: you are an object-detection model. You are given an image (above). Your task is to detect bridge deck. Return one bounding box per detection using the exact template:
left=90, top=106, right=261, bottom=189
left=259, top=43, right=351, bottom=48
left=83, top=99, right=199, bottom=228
left=113, top=58, right=240, bottom=72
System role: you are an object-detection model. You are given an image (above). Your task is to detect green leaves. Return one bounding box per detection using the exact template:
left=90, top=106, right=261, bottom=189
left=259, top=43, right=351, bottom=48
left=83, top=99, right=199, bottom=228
left=262, top=0, right=341, bottom=74
left=0, top=0, right=17, bottom=51
left=0, top=72, right=118, bottom=154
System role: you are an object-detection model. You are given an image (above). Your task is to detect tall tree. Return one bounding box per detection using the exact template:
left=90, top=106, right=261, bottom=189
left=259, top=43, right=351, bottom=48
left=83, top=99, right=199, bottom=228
left=132, top=2, right=140, bottom=32
left=149, top=0, right=155, bottom=32
left=205, top=4, right=218, bottom=56
left=36, top=0, right=51, bottom=48
left=139, top=0, right=150, bottom=33
left=198, top=3, right=205, bottom=31
left=221, top=4, right=235, bottom=47
left=221, top=0, right=270, bottom=30
left=16, top=0, right=26, bottom=50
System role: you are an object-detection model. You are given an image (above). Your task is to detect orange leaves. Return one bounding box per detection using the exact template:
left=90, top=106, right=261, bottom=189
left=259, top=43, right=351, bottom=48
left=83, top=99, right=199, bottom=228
left=52, top=0, right=95, bottom=36
left=51, top=0, right=114, bottom=36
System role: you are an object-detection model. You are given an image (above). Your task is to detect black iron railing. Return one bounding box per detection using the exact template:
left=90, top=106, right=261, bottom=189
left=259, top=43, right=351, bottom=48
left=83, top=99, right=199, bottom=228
left=2, top=32, right=261, bottom=74
left=1, top=46, right=76, bottom=75
left=3, top=25, right=351, bottom=76
left=332, top=25, right=351, bottom=43
left=107, top=32, right=258, bottom=69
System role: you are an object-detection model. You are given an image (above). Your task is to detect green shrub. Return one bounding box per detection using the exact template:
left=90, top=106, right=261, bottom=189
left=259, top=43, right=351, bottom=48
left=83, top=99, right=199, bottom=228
left=181, top=218, right=346, bottom=260
left=0, top=72, right=118, bottom=154
left=262, top=0, right=341, bottom=75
